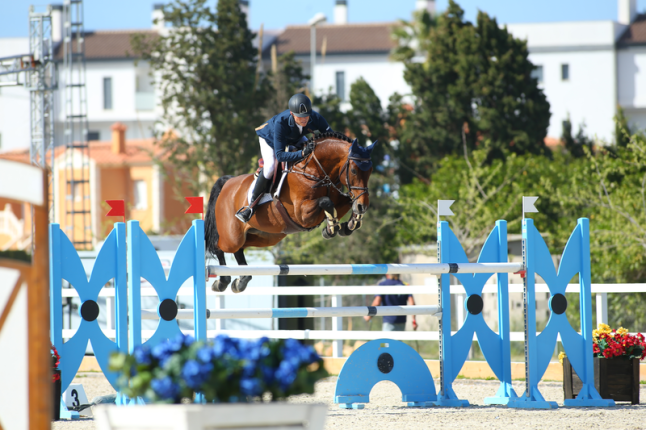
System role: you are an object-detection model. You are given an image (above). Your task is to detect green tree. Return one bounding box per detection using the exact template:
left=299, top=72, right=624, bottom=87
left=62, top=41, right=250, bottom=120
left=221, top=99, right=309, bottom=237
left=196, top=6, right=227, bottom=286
left=393, top=0, right=551, bottom=183
left=561, top=118, right=594, bottom=158
left=614, top=105, right=632, bottom=148
left=131, top=0, right=270, bottom=193
left=262, top=51, right=309, bottom=121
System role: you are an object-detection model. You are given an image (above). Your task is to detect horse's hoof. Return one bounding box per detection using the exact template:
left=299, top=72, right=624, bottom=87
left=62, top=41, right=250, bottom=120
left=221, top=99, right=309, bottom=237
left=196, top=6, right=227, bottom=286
left=211, top=276, right=231, bottom=292
left=322, top=226, right=337, bottom=240
left=337, top=222, right=353, bottom=237
left=232, top=276, right=251, bottom=293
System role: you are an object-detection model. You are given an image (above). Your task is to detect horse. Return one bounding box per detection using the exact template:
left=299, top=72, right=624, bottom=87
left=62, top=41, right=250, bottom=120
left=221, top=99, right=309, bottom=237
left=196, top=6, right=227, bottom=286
left=204, top=132, right=376, bottom=293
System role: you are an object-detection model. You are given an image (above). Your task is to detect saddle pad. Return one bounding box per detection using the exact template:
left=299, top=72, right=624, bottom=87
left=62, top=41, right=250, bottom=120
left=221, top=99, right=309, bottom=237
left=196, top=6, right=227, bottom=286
left=247, top=172, right=288, bottom=206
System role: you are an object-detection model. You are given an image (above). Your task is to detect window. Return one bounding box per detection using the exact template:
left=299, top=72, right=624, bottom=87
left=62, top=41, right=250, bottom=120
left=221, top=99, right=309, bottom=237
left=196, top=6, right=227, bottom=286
left=561, top=64, right=569, bottom=81
left=133, top=180, right=148, bottom=210
left=87, top=131, right=100, bottom=141
left=531, top=65, right=543, bottom=83
left=72, top=182, right=84, bottom=203
left=336, top=71, right=345, bottom=101
left=103, top=77, right=113, bottom=109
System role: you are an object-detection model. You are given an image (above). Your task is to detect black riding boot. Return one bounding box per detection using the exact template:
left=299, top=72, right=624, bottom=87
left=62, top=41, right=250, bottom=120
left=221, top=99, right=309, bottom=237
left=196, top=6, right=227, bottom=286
left=235, top=173, right=271, bottom=223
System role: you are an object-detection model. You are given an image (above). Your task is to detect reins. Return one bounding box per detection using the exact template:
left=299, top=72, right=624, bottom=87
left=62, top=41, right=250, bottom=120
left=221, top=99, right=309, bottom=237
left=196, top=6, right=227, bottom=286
left=288, top=140, right=370, bottom=203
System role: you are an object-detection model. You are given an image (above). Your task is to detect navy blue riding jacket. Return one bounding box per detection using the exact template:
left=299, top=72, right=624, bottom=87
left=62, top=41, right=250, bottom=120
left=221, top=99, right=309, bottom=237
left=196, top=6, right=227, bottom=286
left=255, top=109, right=332, bottom=163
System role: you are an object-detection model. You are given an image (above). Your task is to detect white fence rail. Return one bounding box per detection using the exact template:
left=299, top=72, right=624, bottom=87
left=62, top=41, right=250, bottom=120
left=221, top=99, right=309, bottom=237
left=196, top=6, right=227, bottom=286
left=60, top=283, right=646, bottom=357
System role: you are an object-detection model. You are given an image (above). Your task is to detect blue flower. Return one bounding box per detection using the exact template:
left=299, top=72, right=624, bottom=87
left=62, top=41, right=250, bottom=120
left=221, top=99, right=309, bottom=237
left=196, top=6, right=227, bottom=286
left=151, top=343, right=172, bottom=363
left=197, top=345, right=214, bottom=363
left=133, top=345, right=151, bottom=365
left=151, top=376, right=180, bottom=400
left=240, top=377, right=262, bottom=397
left=182, top=359, right=211, bottom=390
left=260, top=365, right=275, bottom=385
left=275, top=360, right=298, bottom=391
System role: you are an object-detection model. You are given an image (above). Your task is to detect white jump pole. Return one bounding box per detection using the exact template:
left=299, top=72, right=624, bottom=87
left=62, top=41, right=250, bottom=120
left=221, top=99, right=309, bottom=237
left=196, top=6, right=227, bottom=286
left=206, top=262, right=523, bottom=278
left=140, top=305, right=441, bottom=321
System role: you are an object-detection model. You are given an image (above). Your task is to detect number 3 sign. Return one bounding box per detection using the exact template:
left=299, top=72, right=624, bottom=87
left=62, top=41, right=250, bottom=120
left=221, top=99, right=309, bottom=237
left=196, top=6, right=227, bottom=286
left=62, top=384, right=93, bottom=417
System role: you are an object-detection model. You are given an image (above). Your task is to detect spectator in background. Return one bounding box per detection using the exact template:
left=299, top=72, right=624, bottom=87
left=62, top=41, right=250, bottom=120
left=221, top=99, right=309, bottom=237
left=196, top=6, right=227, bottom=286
left=363, top=274, right=418, bottom=331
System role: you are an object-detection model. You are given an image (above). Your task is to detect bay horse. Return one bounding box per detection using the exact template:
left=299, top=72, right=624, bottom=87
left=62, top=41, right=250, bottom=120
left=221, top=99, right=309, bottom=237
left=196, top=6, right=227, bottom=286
left=205, top=132, right=376, bottom=293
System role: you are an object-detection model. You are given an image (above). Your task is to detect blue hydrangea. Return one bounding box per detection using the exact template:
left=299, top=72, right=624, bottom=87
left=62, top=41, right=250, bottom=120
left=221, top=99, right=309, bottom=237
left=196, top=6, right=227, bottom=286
left=275, top=360, right=298, bottom=391
left=151, top=376, right=180, bottom=400
left=182, top=359, right=211, bottom=390
left=197, top=345, right=214, bottom=363
left=133, top=345, right=151, bottom=365
left=240, top=377, right=262, bottom=397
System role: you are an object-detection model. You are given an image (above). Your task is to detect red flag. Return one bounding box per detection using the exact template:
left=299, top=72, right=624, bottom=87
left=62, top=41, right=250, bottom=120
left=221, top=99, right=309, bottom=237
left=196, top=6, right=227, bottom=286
left=185, top=196, right=204, bottom=220
left=106, top=200, right=125, bottom=224
left=106, top=200, right=125, bottom=216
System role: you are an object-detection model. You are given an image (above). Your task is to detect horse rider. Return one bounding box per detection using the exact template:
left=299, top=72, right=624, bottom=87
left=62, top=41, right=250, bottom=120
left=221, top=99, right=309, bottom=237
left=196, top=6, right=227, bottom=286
left=235, top=94, right=334, bottom=223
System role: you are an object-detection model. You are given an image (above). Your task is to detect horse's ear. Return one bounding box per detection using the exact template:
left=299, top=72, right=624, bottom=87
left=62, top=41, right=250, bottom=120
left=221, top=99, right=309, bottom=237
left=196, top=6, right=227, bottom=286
left=366, top=140, right=378, bottom=155
left=351, top=138, right=359, bottom=151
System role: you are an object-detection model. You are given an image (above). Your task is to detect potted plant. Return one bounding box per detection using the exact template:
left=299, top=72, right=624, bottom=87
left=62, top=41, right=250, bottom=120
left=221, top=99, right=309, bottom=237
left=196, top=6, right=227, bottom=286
left=562, top=323, right=645, bottom=404
left=94, top=334, right=329, bottom=430
left=52, top=344, right=61, bottom=421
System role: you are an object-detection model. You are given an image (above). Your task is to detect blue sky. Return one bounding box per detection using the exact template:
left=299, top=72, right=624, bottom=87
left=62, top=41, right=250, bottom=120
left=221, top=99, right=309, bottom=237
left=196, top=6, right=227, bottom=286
left=2, top=0, right=645, bottom=37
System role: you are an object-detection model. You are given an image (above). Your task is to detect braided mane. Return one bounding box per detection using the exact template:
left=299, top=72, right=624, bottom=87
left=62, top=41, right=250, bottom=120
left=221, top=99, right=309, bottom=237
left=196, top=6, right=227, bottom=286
left=308, top=131, right=353, bottom=145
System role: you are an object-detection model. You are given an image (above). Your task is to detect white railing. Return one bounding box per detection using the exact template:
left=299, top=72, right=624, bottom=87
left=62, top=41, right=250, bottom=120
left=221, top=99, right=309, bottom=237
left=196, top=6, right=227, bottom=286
left=60, top=282, right=646, bottom=357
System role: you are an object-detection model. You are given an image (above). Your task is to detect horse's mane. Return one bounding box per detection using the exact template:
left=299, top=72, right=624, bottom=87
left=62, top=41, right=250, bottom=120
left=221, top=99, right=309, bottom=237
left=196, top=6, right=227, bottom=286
left=308, top=131, right=353, bottom=145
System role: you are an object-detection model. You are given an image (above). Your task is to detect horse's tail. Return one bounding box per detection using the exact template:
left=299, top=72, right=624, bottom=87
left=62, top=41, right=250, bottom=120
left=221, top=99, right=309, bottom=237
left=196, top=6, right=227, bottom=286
left=205, top=175, right=233, bottom=258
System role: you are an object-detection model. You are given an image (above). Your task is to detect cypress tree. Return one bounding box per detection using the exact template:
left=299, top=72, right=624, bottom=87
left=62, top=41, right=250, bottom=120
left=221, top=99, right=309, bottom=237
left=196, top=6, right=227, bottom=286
left=395, top=0, right=551, bottom=183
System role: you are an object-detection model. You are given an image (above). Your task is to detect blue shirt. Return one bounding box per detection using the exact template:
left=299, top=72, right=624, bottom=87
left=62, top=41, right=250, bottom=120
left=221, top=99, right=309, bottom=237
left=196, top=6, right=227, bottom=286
left=255, top=109, right=332, bottom=163
left=376, top=279, right=411, bottom=324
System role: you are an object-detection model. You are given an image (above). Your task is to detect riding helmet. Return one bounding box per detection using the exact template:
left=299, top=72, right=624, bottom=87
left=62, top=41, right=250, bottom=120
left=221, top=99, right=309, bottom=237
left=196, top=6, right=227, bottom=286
left=289, top=94, right=312, bottom=118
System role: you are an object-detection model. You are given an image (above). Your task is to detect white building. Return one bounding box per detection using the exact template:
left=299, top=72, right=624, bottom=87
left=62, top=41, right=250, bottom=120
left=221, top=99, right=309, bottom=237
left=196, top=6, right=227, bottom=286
left=2, top=0, right=646, bottom=153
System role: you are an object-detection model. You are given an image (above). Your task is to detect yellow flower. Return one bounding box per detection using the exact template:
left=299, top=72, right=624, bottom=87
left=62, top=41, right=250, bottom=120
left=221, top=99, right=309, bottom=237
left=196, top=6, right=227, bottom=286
left=558, top=351, right=566, bottom=365
left=617, top=327, right=629, bottom=335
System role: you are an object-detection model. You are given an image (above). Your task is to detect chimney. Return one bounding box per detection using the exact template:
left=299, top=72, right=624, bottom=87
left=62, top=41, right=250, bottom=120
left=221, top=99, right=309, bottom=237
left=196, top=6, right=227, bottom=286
left=111, top=123, right=127, bottom=155
left=334, top=0, right=348, bottom=25
left=415, top=0, right=436, bottom=16
left=618, top=0, right=637, bottom=25
left=334, top=0, right=348, bottom=24
left=51, top=4, right=63, bottom=44
left=152, top=4, right=164, bottom=31
left=239, top=0, right=249, bottom=25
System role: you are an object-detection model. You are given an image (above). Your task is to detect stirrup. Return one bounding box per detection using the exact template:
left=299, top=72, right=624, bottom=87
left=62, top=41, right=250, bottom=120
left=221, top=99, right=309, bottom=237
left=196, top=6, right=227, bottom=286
left=235, top=206, right=253, bottom=223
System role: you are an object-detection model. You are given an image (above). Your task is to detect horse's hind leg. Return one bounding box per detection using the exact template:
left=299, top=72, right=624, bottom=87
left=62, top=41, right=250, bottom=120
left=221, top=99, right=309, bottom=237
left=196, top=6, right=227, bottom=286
left=211, top=250, right=232, bottom=292
left=231, top=249, right=251, bottom=293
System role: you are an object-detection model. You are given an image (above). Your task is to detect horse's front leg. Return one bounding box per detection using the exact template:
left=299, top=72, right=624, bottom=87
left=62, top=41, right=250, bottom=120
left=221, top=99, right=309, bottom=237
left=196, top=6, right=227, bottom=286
left=317, top=196, right=340, bottom=240
left=338, top=211, right=364, bottom=237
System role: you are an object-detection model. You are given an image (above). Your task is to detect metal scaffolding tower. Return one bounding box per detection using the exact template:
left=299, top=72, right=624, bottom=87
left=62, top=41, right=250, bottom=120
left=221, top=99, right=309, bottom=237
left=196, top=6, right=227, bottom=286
left=63, top=0, right=92, bottom=249
left=0, top=6, right=57, bottom=229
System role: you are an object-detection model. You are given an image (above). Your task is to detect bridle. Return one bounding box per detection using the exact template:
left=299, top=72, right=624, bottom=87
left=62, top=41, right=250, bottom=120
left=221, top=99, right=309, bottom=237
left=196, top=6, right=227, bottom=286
left=289, top=143, right=370, bottom=204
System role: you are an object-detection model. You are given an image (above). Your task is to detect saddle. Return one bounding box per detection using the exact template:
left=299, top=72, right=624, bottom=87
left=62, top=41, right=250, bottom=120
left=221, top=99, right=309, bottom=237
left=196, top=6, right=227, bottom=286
left=249, top=147, right=316, bottom=234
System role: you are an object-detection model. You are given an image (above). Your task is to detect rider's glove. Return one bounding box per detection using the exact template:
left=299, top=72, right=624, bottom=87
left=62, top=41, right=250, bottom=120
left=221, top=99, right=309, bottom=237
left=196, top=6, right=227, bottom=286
left=302, top=141, right=316, bottom=158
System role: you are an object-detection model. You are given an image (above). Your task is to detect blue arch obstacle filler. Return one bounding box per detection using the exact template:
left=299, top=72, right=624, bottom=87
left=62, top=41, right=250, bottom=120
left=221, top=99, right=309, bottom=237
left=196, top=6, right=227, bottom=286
left=49, top=223, right=127, bottom=418
left=127, top=219, right=207, bottom=352
left=334, top=339, right=437, bottom=409
left=508, top=218, right=614, bottom=409
left=436, top=220, right=517, bottom=406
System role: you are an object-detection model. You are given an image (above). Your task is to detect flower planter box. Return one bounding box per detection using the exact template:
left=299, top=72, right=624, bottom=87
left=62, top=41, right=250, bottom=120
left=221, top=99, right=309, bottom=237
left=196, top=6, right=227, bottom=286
left=563, top=356, right=640, bottom=404
left=94, top=403, right=327, bottom=430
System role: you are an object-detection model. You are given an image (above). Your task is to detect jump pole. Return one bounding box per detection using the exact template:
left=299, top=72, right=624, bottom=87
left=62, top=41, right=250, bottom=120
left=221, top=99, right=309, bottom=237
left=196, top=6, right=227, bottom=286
left=140, top=305, right=442, bottom=320
left=206, top=262, right=523, bottom=278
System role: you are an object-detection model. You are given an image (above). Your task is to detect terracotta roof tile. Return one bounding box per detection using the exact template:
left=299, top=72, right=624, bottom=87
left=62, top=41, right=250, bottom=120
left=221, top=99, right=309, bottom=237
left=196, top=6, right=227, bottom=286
left=266, top=23, right=397, bottom=57
left=618, top=14, right=646, bottom=46
left=0, top=139, right=160, bottom=166
left=54, top=30, right=159, bottom=61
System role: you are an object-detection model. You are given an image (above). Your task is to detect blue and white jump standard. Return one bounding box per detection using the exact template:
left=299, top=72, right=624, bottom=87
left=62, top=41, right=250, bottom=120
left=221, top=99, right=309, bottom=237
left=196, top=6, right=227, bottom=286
left=48, top=214, right=614, bottom=411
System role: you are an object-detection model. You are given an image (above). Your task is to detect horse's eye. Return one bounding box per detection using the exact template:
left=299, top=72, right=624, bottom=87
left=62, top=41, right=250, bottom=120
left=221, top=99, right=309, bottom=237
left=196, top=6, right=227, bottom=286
left=351, top=168, right=358, bottom=175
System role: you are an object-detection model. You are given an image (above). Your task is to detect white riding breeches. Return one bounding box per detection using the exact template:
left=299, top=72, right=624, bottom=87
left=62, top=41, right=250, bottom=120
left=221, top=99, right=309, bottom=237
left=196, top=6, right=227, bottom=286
left=259, top=136, right=308, bottom=180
